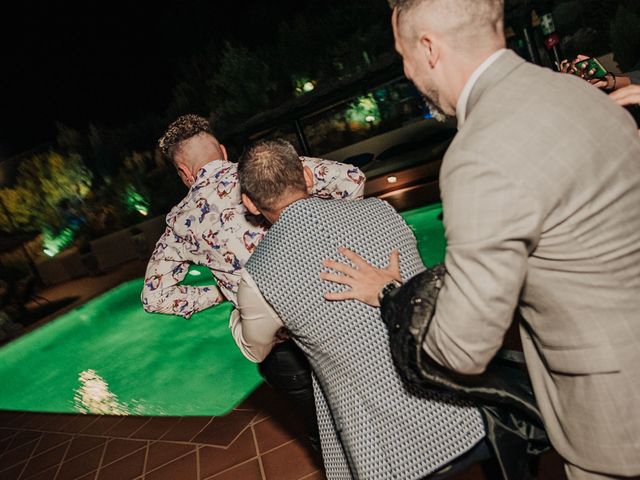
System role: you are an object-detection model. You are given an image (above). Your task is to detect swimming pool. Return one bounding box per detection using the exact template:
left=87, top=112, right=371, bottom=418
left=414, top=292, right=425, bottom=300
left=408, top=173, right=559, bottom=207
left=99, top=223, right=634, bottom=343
left=0, top=203, right=445, bottom=416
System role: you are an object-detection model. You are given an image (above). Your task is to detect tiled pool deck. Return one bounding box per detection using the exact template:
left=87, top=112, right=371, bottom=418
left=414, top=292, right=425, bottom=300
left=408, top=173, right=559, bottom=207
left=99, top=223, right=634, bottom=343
left=1, top=260, right=567, bottom=479
left=0, top=383, right=325, bottom=480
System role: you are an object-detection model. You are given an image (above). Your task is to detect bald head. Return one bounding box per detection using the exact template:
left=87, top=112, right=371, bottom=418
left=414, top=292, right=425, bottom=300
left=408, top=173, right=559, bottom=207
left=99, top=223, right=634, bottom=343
left=393, top=0, right=504, bottom=54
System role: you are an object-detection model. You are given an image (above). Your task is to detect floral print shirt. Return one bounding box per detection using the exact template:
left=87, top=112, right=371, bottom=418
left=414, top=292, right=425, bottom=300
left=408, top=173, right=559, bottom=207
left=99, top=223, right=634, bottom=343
left=141, top=157, right=365, bottom=318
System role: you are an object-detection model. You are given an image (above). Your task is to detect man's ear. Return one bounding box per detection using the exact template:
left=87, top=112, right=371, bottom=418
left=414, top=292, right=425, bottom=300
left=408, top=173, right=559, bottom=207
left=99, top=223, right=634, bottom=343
left=303, top=166, right=314, bottom=193
left=177, top=163, right=195, bottom=186
left=242, top=193, right=261, bottom=216
left=220, top=143, right=228, bottom=161
left=419, top=34, right=438, bottom=67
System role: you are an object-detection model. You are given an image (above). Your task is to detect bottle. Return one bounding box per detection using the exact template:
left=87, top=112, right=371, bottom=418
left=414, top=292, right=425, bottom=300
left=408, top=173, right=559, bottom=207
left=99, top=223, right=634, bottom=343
left=538, top=8, right=563, bottom=70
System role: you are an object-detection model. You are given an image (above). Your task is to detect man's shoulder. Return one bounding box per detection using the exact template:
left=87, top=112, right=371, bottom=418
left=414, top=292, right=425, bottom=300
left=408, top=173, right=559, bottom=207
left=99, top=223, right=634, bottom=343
left=253, top=198, right=395, bottom=250
left=281, top=197, right=393, bottom=222
left=453, top=62, right=625, bottom=164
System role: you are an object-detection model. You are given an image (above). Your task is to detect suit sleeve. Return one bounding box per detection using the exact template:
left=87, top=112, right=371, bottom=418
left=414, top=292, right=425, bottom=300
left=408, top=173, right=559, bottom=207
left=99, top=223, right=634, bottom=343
left=424, top=151, right=544, bottom=374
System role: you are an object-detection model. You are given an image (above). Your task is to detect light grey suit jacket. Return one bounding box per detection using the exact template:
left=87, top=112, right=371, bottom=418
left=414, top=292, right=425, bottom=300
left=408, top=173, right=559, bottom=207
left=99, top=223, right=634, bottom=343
left=423, top=51, right=640, bottom=475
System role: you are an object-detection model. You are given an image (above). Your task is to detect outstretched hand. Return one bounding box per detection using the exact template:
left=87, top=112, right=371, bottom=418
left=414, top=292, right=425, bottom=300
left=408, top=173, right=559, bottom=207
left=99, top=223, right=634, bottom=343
left=609, top=84, right=640, bottom=107
left=610, top=85, right=640, bottom=135
left=320, top=247, right=401, bottom=307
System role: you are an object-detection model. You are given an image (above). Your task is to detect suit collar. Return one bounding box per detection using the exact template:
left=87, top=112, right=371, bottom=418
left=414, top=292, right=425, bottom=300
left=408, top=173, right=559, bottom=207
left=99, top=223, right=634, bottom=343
left=465, top=50, right=526, bottom=122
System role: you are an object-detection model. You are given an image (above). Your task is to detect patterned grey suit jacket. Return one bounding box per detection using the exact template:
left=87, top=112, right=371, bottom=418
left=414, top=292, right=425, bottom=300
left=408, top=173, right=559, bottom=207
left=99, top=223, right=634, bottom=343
left=246, top=198, right=485, bottom=480
left=424, top=51, right=640, bottom=475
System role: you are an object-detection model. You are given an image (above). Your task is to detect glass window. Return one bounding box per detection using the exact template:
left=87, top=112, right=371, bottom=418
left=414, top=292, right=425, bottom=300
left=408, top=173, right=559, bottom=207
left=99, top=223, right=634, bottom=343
left=300, top=77, right=430, bottom=155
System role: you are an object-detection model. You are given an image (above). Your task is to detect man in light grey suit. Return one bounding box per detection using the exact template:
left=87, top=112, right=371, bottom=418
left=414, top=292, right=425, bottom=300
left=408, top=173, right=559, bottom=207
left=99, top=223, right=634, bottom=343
left=321, top=0, right=640, bottom=479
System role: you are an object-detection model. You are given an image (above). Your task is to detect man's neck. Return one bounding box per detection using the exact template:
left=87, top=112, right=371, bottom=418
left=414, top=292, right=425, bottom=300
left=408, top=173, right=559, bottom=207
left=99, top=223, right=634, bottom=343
left=454, top=47, right=507, bottom=128
left=268, top=192, right=310, bottom=224
left=451, top=48, right=502, bottom=107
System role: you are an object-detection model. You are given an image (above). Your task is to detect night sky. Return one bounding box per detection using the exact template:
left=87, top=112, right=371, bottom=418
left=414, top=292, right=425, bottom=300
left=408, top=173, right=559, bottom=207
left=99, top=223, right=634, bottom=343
left=0, top=0, right=309, bottom=158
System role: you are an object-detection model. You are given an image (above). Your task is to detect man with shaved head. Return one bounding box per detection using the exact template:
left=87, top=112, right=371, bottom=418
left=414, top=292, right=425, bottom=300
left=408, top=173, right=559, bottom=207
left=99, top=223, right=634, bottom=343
left=324, top=1, right=640, bottom=479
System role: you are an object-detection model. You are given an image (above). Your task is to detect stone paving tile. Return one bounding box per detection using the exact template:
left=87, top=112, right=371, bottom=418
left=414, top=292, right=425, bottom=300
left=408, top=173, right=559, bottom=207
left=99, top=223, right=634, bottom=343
left=57, top=414, right=99, bottom=434
left=0, top=438, right=14, bottom=458
left=198, top=429, right=257, bottom=479
left=159, top=417, right=213, bottom=442
left=253, top=414, right=304, bottom=454
left=0, top=461, right=26, bottom=480
left=19, top=414, right=58, bottom=431
left=65, top=435, right=106, bottom=459
left=77, top=415, right=124, bottom=436
left=20, top=442, right=69, bottom=479
left=192, top=410, right=255, bottom=447
left=299, top=471, right=326, bottom=480
left=75, top=473, right=98, bottom=480
left=2, top=413, right=29, bottom=429
left=96, top=447, right=146, bottom=480
left=205, top=458, right=263, bottom=480
left=36, top=415, right=77, bottom=434
left=0, top=430, right=17, bottom=443
left=261, top=439, right=323, bottom=480
left=32, top=433, right=73, bottom=456
left=56, top=443, right=104, bottom=480
left=145, top=441, right=194, bottom=473
left=145, top=450, right=198, bottom=480
left=2, top=431, right=40, bottom=452
left=102, top=439, right=147, bottom=466
left=21, top=465, right=58, bottom=480
left=129, top=417, right=181, bottom=441
left=103, top=417, right=150, bottom=439
left=0, top=438, right=39, bottom=472
left=75, top=474, right=98, bottom=480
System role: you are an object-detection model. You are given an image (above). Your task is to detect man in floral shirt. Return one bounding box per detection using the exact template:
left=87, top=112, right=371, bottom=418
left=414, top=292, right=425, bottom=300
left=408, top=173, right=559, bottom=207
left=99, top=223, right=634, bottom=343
left=141, top=114, right=365, bottom=448
left=142, top=115, right=365, bottom=316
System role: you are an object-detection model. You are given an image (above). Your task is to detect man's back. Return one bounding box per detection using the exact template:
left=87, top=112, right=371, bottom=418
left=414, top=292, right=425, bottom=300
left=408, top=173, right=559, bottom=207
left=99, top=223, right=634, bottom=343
left=434, top=51, right=640, bottom=473
left=245, top=198, right=484, bottom=480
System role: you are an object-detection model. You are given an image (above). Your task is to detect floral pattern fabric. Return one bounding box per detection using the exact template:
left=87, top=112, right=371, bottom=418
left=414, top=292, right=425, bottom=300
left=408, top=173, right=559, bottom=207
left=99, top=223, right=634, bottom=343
left=141, top=157, right=365, bottom=318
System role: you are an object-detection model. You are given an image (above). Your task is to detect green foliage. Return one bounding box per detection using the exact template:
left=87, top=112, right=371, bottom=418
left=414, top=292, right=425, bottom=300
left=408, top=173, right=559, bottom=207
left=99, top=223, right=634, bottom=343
left=0, top=152, right=92, bottom=234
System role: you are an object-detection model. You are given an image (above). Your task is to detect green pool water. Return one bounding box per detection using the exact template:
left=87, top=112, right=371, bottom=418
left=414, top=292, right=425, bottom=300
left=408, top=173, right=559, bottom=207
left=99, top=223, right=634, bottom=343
left=0, top=203, right=444, bottom=416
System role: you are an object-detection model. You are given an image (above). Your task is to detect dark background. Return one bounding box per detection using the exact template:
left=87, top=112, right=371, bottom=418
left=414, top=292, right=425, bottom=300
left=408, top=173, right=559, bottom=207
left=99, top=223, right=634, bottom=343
left=1, top=0, right=638, bottom=160
left=0, top=0, right=309, bottom=157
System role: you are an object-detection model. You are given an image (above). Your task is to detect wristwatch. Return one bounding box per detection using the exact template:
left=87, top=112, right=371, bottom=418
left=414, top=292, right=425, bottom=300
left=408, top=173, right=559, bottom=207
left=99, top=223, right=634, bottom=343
left=378, top=279, right=402, bottom=304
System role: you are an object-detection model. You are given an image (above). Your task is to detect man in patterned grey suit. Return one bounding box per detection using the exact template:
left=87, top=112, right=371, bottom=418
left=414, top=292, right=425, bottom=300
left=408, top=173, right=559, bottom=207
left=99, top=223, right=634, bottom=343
left=233, top=139, right=488, bottom=480
left=321, top=1, right=640, bottom=479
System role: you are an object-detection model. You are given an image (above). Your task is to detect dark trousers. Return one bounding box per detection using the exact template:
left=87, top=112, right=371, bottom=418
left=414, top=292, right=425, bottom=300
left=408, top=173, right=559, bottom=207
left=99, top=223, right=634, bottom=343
left=258, top=339, right=320, bottom=449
